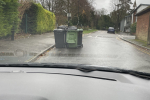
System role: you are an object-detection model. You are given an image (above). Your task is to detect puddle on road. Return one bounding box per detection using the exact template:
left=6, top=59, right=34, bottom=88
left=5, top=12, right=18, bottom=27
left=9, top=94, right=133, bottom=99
left=87, top=36, right=92, bottom=37
left=87, top=35, right=115, bottom=38
left=96, top=36, right=115, bottom=38
left=49, top=53, right=118, bottom=58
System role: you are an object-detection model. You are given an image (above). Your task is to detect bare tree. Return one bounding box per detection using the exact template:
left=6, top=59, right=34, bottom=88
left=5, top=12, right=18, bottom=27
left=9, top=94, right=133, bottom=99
left=41, top=0, right=95, bottom=26
left=45, top=0, right=51, bottom=11
left=96, top=8, right=108, bottom=16
left=109, top=0, right=133, bottom=30
left=18, top=0, right=33, bottom=20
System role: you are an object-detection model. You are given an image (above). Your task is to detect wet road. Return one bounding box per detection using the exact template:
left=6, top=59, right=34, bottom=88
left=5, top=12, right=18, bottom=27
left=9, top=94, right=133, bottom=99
left=36, top=31, right=150, bottom=73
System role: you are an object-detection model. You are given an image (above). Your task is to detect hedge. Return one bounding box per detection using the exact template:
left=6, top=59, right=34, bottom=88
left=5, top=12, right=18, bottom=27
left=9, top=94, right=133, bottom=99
left=0, top=0, right=19, bottom=38
left=21, top=3, right=55, bottom=34
left=130, top=22, right=137, bottom=34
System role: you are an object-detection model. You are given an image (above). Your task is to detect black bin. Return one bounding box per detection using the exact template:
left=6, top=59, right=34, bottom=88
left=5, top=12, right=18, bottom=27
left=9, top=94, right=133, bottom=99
left=53, top=29, right=66, bottom=48
left=77, top=29, right=83, bottom=47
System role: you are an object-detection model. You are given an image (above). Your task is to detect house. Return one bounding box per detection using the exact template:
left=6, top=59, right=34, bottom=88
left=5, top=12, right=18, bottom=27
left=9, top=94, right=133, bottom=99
left=131, top=4, right=150, bottom=24
left=135, top=6, right=150, bottom=44
left=120, top=4, right=150, bottom=33
left=120, top=15, right=131, bottom=33
left=124, top=15, right=132, bottom=33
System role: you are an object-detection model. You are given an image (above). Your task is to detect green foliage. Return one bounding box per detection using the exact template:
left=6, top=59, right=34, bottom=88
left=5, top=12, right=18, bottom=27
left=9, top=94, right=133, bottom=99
left=98, top=15, right=114, bottom=30
left=68, top=21, right=73, bottom=26
left=83, top=29, right=97, bottom=34
left=0, top=0, right=5, bottom=8
left=71, top=9, right=100, bottom=29
left=71, top=13, right=89, bottom=28
left=130, top=22, right=136, bottom=34
left=20, top=3, right=56, bottom=34
left=83, top=26, right=89, bottom=30
left=0, top=0, right=19, bottom=38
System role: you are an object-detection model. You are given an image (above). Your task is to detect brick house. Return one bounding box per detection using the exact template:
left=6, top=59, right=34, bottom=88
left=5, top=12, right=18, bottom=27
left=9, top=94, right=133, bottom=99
left=136, top=6, right=150, bottom=43
left=133, top=4, right=150, bottom=23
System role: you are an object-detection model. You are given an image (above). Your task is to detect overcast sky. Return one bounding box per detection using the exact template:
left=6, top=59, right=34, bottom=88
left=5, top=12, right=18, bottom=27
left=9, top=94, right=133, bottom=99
left=93, top=0, right=150, bottom=13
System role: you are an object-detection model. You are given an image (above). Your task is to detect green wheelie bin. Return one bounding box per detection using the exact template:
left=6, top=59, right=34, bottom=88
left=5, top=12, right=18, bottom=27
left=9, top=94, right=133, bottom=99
left=66, top=26, right=78, bottom=48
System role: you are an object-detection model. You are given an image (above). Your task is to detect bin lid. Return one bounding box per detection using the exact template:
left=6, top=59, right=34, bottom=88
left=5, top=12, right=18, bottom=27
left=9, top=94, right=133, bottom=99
left=53, top=29, right=65, bottom=32
left=57, top=25, right=68, bottom=30
left=68, top=26, right=77, bottom=30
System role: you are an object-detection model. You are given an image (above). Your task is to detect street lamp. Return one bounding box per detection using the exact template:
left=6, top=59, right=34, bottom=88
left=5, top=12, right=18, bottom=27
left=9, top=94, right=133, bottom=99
left=67, top=13, right=71, bottom=18
left=63, top=10, right=71, bottom=26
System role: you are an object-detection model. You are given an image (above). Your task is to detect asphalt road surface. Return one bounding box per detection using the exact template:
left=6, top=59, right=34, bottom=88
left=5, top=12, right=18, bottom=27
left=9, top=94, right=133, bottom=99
left=36, top=31, right=150, bottom=73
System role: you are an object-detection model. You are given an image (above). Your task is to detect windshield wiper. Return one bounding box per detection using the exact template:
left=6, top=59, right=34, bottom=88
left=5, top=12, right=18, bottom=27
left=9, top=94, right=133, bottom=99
left=0, top=63, right=121, bottom=72
left=76, top=66, right=150, bottom=80
left=116, top=69, right=150, bottom=80
left=0, top=63, right=150, bottom=80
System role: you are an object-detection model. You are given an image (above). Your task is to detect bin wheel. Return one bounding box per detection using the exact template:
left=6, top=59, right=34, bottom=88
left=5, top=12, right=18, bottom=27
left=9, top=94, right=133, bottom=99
left=78, top=44, right=83, bottom=48
left=66, top=44, right=69, bottom=48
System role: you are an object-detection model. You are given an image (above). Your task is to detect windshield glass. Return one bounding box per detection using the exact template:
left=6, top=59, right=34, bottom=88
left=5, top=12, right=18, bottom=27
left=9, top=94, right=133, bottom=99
left=109, top=27, right=114, bottom=29
left=0, top=0, right=150, bottom=74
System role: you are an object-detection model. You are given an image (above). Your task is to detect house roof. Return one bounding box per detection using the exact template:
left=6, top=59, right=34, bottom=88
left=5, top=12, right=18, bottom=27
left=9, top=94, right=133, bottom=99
left=131, top=4, right=150, bottom=13
left=136, top=6, right=150, bottom=16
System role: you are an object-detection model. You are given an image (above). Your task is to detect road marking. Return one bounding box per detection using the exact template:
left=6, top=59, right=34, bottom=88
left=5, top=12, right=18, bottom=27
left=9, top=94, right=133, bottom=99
left=88, top=36, right=92, bottom=37
left=95, top=36, right=99, bottom=38
left=116, top=37, right=119, bottom=39
left=133, top=45, right=150, bottom=56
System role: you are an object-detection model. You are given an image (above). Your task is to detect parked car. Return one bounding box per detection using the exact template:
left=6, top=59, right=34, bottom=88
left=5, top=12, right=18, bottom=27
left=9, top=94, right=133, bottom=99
left=107, top=27, right=115, bottom=33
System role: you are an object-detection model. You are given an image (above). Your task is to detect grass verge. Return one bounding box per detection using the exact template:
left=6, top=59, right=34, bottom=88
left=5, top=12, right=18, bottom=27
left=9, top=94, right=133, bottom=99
left=83, top=29, right=97, bottom=34
left=130, top=39, right=150, bottom=48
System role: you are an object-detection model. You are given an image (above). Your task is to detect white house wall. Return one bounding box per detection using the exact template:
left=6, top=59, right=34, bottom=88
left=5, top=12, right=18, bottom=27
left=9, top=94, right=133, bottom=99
left=124, top=19, right=126, bottom=26
left=120, top=19, right=125, bottom=32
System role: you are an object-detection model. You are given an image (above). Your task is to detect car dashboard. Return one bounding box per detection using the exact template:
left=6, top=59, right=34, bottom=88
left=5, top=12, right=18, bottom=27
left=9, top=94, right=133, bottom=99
left=0, top=67, right=150, bottom=100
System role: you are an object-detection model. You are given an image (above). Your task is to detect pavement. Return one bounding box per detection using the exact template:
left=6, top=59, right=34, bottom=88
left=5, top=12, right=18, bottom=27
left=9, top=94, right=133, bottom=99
left=0, top=33, right=55, bottom=63
left=118, top=33, right=150, bottom=50
left=35, top=31, right=150, bottom=73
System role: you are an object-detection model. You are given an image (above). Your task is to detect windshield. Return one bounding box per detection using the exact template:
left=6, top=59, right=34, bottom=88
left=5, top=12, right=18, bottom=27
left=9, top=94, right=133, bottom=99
left=0, top=0, right=150, bottom=74
left=109, top=27, right=114, bottom=29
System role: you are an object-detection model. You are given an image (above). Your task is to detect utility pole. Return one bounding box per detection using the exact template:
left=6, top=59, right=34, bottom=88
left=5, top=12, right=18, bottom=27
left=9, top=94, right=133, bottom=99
left=117, top=12, right=119, bottom=31
left=25, top=14, right=27, bottom=33
left=67, top=0, right=71, bottom=26
left=115, top=4, right=120, bottom=32
left=11, top=21, right=14, bottom=41
left=48, top=0, right=50, bottom=11
left=52, top=0, right=53, bottom=12
left=77, top=0, right=79, bottom=28
left=117, top=5, right=119, bottom=32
